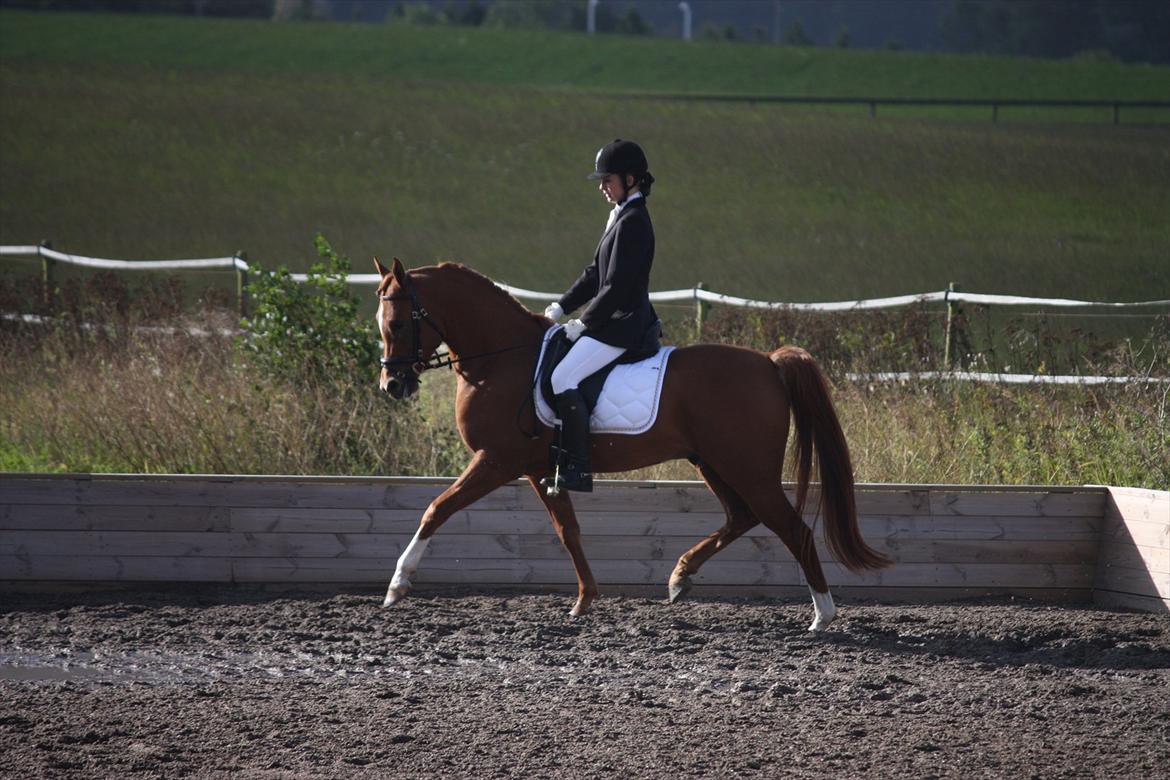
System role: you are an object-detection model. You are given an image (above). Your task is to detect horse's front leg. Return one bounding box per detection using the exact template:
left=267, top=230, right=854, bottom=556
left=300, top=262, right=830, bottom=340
left=384, top=451, right=516, bottom=607
left=527, top=476, right=598, bottom=617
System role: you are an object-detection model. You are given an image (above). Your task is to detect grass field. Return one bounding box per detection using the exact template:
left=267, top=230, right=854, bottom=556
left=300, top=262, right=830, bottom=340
left=0, top=10, right=1167, bottom=486
left=4, top=10, right=1170, bottom=100
left=1, top=10, right=1168, bottom=305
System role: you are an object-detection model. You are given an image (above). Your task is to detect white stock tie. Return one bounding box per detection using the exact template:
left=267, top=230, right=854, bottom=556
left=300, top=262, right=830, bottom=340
left=604, top=204, right=621, bottom=233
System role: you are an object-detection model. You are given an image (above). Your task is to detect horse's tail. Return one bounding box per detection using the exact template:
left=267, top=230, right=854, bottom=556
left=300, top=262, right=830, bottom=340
left=770, top=346, right=891, bottom=572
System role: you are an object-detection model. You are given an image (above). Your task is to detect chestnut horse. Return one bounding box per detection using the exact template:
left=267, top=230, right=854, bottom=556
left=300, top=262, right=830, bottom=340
left=375, top=258, right=890, bottom=631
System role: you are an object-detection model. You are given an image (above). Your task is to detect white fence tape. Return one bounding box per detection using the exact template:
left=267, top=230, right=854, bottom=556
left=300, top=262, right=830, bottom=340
left=3, top=244, right=1168, bottom=311
left=848, top=371, right=1170, bottom=386
left=945, top=291, right=1170, bottom=308
left=38, top=247, right=240, bottom=271
left=2, top=312, right=239, bottom=337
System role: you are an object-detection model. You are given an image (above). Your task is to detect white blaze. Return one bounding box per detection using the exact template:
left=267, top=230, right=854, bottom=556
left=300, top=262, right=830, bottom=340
left=375, top=299, right=385, bottom=350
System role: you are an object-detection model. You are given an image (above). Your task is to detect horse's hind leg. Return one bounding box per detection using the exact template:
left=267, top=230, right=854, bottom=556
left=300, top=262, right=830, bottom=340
left=668, top=462, right=760, bottom=604
left=724, top=476, right=837, bottom=632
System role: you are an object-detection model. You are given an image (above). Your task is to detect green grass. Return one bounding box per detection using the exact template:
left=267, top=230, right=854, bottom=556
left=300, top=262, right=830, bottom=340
left=3, top=10, right=1169, bottom=100
left=1, top=53, right=1167, bottom=303
left=1, top=10, right=1167, bottom=306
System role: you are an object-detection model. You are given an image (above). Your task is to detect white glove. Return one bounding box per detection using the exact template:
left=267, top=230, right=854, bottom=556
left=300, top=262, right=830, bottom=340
left=544, top=302, right=564, bottom=322
left=563, top=319, right=586, bottom=342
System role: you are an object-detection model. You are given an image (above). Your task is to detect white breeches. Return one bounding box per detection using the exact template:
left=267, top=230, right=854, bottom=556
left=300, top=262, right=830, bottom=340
left=550, top=335, right=625, bottom=395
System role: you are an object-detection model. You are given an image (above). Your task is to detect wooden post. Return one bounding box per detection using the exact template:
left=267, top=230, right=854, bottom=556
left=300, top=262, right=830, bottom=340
left=943, top=281, right=958, bottom=370
left=1113, top=103, right=1120, bottom=125
left=694, top=282, right=708, bottom=342
left=235, top=250, right=249, bottom=319
left=869, top=101, right=877, bottom=119
left=39, top=240, right=54, bottom=312
left=992, top=103, right=999, bottom=123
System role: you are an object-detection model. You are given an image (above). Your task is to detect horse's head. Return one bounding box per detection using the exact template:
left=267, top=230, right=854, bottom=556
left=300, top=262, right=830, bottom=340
left=374, top=257, right=446, bottom=400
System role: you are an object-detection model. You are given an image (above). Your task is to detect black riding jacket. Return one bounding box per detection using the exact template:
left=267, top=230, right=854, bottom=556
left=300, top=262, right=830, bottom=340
left=558, top=197, right=659, bottom=351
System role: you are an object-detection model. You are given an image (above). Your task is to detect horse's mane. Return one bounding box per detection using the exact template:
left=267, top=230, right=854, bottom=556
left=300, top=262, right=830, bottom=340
left=418, top=262, right=549, bottom=327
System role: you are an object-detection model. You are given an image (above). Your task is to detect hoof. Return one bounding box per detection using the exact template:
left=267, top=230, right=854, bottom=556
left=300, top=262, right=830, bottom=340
left=667, top=574, right=692, bottom=604
left=808, top=611, right=837, bottom=633
left=382, top=585, right=410, bottom=607
left=569, top=595, right=595, bottom=617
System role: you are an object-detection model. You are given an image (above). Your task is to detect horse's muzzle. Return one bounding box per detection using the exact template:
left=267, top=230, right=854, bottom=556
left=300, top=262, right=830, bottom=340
left=381, top=371, right=420, bottom=400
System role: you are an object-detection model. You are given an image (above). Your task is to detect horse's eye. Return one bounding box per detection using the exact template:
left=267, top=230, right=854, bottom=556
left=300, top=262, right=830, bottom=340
left=388, top=321, right=405, bottom=333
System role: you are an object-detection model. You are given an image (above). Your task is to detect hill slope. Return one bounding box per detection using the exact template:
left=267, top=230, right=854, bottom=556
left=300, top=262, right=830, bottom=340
left=0, top=11, right=1167, bottom=303
left=3, top=10, right=1169, bottom=99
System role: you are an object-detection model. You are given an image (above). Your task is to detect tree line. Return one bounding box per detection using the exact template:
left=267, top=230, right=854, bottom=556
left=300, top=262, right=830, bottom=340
left=2, top=0, right=1166, bottom=64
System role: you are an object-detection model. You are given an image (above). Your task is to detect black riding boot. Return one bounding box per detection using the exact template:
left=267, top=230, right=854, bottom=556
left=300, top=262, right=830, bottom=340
left=546, top=389, right=593, bottom=494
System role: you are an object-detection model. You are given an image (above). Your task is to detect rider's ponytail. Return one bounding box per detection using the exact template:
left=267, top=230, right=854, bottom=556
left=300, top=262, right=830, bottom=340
left=638, top=171, right=655, bottom=198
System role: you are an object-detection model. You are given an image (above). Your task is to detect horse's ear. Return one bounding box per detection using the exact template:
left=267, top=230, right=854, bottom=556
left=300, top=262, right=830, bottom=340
left=373, top=256, right=390, bottom=278
left=391, top=257, right=407, bottom=285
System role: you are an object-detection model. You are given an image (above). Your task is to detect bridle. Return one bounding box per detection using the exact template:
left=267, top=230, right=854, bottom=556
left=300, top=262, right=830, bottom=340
left=378, top=271, right=544, bottom=383
left=377, top=267, right=557, bottom=439
left=378, top=272, right=453, bottom=380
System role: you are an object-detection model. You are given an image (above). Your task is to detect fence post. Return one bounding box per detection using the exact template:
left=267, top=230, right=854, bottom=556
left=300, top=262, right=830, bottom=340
left=694, top=282, right=707, bottom=342
left=992, top=103, right=999, bottom=123
left=235, top=250, right=249, bottom=319
left=1113, top=103, right=1120, bottom=125
left=943, top=281, right=958, bottom=370
left=39, top=240, right=55, bottom=312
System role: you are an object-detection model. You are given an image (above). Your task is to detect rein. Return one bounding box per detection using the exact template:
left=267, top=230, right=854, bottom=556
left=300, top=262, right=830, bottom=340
left=378, top=273, right=543, bottom=375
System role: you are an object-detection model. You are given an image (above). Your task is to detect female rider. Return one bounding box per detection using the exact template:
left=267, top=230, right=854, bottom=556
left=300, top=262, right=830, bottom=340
left=543, top=139, right=659, bottom=493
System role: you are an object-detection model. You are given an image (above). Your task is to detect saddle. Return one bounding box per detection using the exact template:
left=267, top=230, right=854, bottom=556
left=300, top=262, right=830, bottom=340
left=533, top=322, right=674, bottom=437
left=536, top=321, right=662, bottom=417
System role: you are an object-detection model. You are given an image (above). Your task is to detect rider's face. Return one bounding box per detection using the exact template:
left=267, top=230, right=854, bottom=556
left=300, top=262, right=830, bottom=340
left=599, top=173, right=635, bottom=204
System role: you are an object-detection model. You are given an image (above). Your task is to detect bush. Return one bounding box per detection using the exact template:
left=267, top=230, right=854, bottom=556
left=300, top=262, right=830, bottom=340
left=239, top=233, right=377, bottom=389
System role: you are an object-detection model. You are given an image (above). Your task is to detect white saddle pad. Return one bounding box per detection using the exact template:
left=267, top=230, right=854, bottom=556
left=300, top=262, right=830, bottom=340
left=534, top=326, right=675, bottom=435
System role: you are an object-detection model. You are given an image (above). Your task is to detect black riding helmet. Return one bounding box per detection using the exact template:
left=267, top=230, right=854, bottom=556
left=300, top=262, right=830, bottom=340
left=588, top=139, right=654, bottom=199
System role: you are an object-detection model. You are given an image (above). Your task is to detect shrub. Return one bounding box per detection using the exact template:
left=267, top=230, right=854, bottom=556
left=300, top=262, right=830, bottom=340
left=239, top=233, right=377, bottom=390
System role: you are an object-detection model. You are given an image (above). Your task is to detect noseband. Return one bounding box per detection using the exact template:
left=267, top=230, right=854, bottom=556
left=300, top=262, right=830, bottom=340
left=378, top=273, right=452, bottom=377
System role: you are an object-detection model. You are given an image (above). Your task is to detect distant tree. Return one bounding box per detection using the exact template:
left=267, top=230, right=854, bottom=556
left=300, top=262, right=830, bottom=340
left=723, top=22, right=737, bottom=41
left=570, top=3, right=619, bottom=35
left=272, top=0, right=327, bottom=21
left=835, top=26, right=851, bottom=48
left=752, top=25, right=768, bottom=43
left=1013, top=0, right=1105, bottom=58
left=616, top=7, right=651, bottom=36
left=455, top=0, right=486, bottom=27
left=0, top=0, right=271, bottom=16
left=394, top=1, right=447, bottom=25
left=783, top=20, right=812, bottom=46
left=1099, top=0, right=1170, bottom=63
left=941, top=0, right=1012, bottom=54
left=698, top=21, right=724, bottom=42
left=483, top=0, right=575, bottom=31
left=938, top=0, right=1150, bottom=60
left=884, top=38, right=904, bottom=51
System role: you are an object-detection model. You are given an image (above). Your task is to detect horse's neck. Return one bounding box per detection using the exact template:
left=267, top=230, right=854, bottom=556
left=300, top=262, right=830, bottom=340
left=428, top=274, right=545, bottom=364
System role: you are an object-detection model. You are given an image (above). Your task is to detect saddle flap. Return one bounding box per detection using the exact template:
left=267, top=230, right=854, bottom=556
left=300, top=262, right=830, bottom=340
left=534, top=326, right=674, bottom=436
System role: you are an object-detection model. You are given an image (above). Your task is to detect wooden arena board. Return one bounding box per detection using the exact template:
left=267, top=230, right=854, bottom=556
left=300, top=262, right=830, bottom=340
left=1, top=475, right=1164, bottom=612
